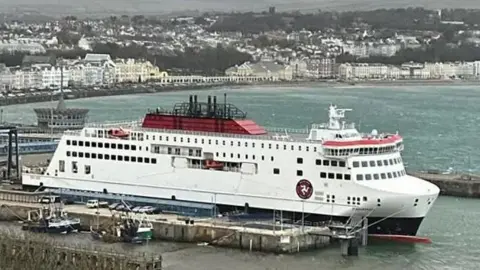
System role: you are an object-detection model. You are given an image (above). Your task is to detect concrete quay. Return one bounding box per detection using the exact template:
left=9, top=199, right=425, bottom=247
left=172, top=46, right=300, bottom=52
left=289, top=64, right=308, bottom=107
left=0, top=199, right=331, bottom=254
left=410, top=172, right=480, bottom=198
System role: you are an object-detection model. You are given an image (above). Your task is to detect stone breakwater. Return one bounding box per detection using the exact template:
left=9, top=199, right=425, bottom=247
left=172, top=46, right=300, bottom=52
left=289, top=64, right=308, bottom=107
left=410, top=172, right=480, bottom=198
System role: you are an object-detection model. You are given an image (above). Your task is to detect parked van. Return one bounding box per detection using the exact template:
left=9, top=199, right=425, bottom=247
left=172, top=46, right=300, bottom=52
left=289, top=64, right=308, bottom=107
left=86, top=200, right=99, bottom=208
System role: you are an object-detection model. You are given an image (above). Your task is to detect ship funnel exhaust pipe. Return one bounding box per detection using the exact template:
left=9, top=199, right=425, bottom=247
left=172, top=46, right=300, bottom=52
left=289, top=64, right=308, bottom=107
left=194, top=95, right=198, bottom=114
left=189, top=95, right=193, bottom=114
left=207, top=96, right=212, bottom=115
left=213, top=96, right=217, bottom=117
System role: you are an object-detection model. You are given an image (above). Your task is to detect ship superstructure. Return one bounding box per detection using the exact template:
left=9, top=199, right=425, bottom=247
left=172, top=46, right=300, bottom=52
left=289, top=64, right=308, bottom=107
left=22, top=95, right=440, bottom=236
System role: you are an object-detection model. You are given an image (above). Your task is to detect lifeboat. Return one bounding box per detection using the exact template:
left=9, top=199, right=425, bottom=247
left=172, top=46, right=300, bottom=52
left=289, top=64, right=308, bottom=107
left=107, top=128, right=130, bottom=138
left=204, top=160, right=224, bottom=170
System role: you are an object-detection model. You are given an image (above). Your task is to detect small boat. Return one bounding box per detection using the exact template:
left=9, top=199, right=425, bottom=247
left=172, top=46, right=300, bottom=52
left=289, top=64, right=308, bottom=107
left=90, top=212, right=153, bottom=244
left=22, top=208, right=80, bottom=234
left=205, top=160, right=224, bottom=170
left=107, top=128, right=130, bottom=138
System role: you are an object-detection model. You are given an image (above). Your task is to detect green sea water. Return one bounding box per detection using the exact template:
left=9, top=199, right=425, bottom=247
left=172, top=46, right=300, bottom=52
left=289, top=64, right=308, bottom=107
left=3, top=84, right=480, bottom=269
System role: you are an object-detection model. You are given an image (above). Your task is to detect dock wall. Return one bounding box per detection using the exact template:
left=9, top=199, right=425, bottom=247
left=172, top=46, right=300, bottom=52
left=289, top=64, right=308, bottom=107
left=410, top=172, right=480, bottom=198
left=0, top=232, right=162, bottom=269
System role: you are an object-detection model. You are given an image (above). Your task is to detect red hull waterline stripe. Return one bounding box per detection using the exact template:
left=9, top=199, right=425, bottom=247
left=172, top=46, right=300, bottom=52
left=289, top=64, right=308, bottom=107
left=369, top=234, right=432, bottom=244
left=323, top=135, right=403, bottom=146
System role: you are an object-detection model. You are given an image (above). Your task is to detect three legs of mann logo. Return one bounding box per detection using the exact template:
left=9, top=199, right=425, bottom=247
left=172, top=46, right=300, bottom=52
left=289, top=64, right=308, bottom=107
left=296, top=179, right=313, bottom=199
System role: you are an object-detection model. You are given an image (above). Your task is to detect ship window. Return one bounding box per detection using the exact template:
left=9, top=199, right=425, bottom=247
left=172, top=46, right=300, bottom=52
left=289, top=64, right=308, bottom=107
left=208, top=139, right=211, bottom=144
left=174, top=137, right=177, bottom=142
left=344, top=174, right=351, bottom=180
left=291, top=145, right=294, bottom=150
left=85, top=153, right=90, bottom=158
left=215, top=140, right=218, bottom=145
left=323, top=160, right=329, bottom=166
left=331, top=161, right=338, bottom=167
left=71, top=161, right=78, bottom=173
left=383, top=160, right=388, bottom=166
left=252, top=143, right=255, bottom=148
left=314, top=147, right=317, bottom=152
left=273, top=168, right=280, bottom=174
left=138, top=157, right=143, bottom=163
left=79, top=141, right=84, bottom=147
left=230, top=153, right=233, bottom=158
left=238, top=141, right=241, bottom=146
left=223, top=153, right=226, bottom=158
left=276, top=144, right=279, bottom=150
left=92, top=153, right=97, bottom=159
left=145, top=158, right=150, bottom=163
left=356, top=174, right=363, bottom=181
left=328, top=173, right=334, bottom=179
left=261, top=156, right=264, bottom=161
left=98, top=142, right=103, bottom=148
left=105, top=143, right=109, bottom=149
left=194, top=138, right=198, bottom=144
left=283, top=145, right=287, bottom=150
left=124, top=156, right=129, bottom=162
left=92, top=142, right=97, bottom=147
left=389, top=159, right=393, bottom=165
left=352, top=161, right=359, bottom=168
left=393, top=172, right=398, bottom=177
left=245, top=154, right=248, bottom=159
left=336, top=173, right=343, bottom=180
left=381, top=173, right=386, bottom=179
left=297, top=170, right=303, bottom=176
left=118, top=155, right=123, bottom=161
left=268, top=144, right=272, bottom=149
left=131, top=157, right=136, bottom=162
left=373, top=174, right=380, bottom=180
left=306, top=146, right=309, bottom=152
left=59, top=160, right=65, bottom=172
left=339, top=161, right=346, bottom=167
left=151, top=158, right=157, bottom=164
left=165, top=136, right=169, bottom=142
left=230, top=141, right=233, bottom=146
left=237, top=154, right=240, bottom=158
left=369, top=160, right=375, bottom=167
left=271, top=156, right=274, bottom=161
left=79, top=152, right=84, bottom=158
left=387, top=172, right=392, bottom=179
left=298, top=146, right=302, bottom=151
left=111, top=144, right=116, bottom=149
left=72, top=140, right=77, bottom=146
left=377, top=160, right=382, bottom=166
left=105, top=154, right=110, bottom=160
left=66, top=151, right=71, bottom=157
left=297, top=157, right=303, bottom=164
left=320, top=172, right=327, bottom=178
left=216, top=152, right=219, bottom=157
left=253, top=155, right=256, bottom=160
left=85, top=141, right=90, bottom=147
left=98, top=154, right=103, bottom=159
left=222, top=140, right=225, bottom=145
left=72, top=152, right=77, bottom=157
left=132, top=145, right=137, bottom=151
left=85, top=165, right=91, bottom=174
left=361, top=161, right=368, bottom=167
left=66, top=140, right=71, bottom=145
left=245, top=142, right=248, bottom=147
left=365, top=174, right=372, bottom=180
left=111, top=155, right=116, bottom=161
left=316, top=159, right=322, bottom=165
left=393, top=158, right=398, bottom=164
left=180, top=138, right=184, bottom=143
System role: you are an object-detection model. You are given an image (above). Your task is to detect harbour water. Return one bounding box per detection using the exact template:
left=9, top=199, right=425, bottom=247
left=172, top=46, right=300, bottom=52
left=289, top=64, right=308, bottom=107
left=2, top=84, right=480, bottom=269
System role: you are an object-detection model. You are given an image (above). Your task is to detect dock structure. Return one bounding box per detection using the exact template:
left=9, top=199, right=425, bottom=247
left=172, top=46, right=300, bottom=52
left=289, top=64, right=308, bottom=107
left=410, top=171, right=480, bottom=198
left=0, top=232, right=161, bottom=269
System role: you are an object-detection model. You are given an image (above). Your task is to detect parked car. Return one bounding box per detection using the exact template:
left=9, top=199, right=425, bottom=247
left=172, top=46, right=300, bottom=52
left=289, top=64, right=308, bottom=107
left=38, top=196, right=61, bottom=204
left=132, top=206, right=143, bottom=213
left=139, top=206, right=156, bottom=214
left=108, top=203, right=120, bottom=210
left=86, top=200, right=99, bottom=208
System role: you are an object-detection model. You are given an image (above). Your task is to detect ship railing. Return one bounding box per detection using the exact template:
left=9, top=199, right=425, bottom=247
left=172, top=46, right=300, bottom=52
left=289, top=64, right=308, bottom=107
left=79, top=119, right=326, bottom=144
left=265, top=127, right=309, bottom=134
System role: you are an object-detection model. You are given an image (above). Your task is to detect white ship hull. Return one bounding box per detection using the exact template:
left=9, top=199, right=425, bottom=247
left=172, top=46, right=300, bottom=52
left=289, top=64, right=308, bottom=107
left=22, top=101, right=440, bottom=236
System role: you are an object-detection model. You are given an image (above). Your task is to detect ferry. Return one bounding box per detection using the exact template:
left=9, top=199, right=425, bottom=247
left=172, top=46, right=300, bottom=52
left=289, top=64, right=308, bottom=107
left=21, top=94, right=440, bottom=236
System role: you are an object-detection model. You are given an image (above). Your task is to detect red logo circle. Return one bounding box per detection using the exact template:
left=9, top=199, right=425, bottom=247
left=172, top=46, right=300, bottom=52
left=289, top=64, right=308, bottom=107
left=296, top=179, right=313, bottom=199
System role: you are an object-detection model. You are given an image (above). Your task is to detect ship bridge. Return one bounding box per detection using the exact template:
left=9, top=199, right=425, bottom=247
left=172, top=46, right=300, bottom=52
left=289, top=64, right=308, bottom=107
left=307, top=105, right=404, bottom=158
